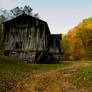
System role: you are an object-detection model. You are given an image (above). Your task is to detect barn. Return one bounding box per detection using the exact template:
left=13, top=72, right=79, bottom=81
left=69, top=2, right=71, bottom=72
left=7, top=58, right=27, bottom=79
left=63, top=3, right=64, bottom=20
left=2, top=14, right=62, bottom=63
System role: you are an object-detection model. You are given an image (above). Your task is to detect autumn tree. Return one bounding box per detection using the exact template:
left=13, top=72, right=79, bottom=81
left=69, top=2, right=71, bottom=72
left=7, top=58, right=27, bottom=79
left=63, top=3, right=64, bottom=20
left=62, top=18, right=92, bottom=60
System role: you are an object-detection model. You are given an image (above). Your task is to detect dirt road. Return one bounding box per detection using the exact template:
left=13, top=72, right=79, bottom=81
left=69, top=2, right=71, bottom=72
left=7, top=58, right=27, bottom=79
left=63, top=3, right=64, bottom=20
left=13, top=62, right=91, bottom=92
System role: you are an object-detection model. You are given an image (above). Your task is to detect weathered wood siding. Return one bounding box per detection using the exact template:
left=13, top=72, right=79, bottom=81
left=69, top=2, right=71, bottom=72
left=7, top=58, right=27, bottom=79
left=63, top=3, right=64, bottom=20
left=49, top=34, right=62, bottom=54
left=3, top=14, right=50, bottom=52
left=3, top=14, right=62, bottom=63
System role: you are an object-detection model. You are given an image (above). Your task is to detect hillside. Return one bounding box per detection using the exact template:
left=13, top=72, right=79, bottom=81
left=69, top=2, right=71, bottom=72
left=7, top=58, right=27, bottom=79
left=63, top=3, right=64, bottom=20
left=62, top=18, right=92, bottom=61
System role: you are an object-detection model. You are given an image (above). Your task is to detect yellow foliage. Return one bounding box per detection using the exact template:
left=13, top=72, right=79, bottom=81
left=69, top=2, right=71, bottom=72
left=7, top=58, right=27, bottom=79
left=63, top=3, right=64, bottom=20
left=62, top=17, right=92, bottom=60
left=68, top=56, right=74, bottom=61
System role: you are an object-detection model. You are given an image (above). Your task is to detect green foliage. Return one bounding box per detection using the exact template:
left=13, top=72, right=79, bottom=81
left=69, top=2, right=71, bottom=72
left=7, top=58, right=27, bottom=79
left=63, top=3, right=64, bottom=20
left=86, top=51, right=92, bottom=60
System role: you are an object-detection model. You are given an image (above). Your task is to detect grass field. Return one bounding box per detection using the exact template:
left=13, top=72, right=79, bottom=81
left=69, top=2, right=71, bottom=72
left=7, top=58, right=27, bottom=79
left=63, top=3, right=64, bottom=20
left=0, top=55, right=92, bottom=92
left=0, top=55, right=72, bottom=92
left=72, top=61, right=92, bottom=88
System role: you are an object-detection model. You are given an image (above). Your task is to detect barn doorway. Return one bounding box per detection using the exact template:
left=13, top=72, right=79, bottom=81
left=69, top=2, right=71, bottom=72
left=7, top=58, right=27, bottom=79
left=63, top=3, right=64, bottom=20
left=15, top=41, right=22, bottom=49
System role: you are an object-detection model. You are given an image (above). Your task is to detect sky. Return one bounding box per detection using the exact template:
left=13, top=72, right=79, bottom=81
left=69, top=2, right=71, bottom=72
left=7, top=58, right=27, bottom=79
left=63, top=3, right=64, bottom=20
left=0, top=0, right=92, bottom=34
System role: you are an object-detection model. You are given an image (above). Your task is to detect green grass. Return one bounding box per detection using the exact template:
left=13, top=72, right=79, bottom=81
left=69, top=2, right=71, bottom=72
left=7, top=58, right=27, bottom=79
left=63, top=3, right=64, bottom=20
left=0, top=55, right=72, bottom=91
left=72, top=61, right=92, bottom=88
left=0, top=56, right=72, bottom=73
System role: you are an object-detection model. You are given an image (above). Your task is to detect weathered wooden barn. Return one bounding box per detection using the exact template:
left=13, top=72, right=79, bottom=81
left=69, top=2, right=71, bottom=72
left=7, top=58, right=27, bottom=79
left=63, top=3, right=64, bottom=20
left=2, top=14, right=62, bottom=63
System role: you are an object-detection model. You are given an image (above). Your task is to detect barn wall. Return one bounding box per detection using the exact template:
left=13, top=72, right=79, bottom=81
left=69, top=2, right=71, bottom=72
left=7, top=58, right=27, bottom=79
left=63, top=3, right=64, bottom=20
left=9, top=51, right=37, bottom=63
left=49, top=36, right=62, bottom=54
left=3, top=15, right=50, bottom=63
left=3, top=15, right=49, bottom=52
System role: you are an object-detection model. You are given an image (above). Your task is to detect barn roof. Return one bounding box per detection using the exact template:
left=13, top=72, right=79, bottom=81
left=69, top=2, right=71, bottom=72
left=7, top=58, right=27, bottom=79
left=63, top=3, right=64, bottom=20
left=3, top=13, right=51, bottom=34
left=3, top=13, right=46, bottom=23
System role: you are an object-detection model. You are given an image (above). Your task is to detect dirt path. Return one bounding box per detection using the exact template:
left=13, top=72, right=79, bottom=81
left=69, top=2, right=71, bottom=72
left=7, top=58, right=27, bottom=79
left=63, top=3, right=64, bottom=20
left=14, top=62, right=91, bottom=92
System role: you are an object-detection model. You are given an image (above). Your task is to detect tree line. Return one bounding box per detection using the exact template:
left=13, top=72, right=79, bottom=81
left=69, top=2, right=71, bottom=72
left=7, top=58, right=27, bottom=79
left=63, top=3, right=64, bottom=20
left=62, top=18, right=92, bottom=60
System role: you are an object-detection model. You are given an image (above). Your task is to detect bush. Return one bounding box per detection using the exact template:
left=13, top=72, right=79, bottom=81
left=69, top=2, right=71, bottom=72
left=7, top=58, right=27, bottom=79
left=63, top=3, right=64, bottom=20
left=86, top=51, right=92, bottom=60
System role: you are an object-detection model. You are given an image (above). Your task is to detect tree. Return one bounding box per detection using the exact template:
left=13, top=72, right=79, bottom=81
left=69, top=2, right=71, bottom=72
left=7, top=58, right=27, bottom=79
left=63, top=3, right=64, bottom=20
left=0, top=5, right=39, bottom=20
left=62, top=17, right=92, bottom=61
left=0, top=8, right=10, bottom=19
left=10, top=5, right=39, bottom=18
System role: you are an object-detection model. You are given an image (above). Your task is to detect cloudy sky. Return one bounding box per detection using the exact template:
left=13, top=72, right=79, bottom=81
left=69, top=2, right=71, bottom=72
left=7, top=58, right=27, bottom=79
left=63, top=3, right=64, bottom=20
left=0, top=0, right=92, bottom=34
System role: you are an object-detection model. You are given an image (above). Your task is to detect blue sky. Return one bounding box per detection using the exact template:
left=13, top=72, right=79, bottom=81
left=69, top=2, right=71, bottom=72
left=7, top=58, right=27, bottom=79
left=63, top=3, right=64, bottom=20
left=0, top=0, right=92, bottom=34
